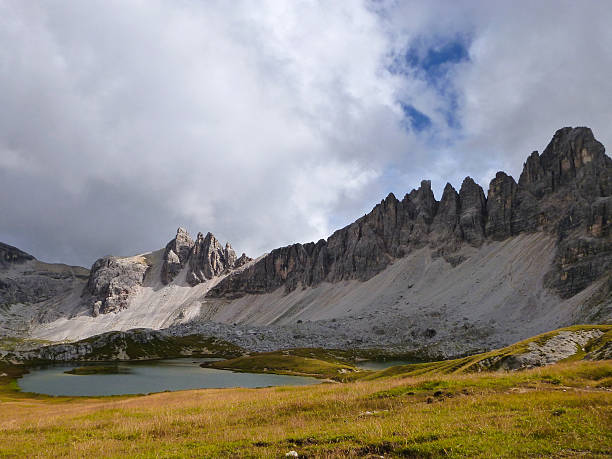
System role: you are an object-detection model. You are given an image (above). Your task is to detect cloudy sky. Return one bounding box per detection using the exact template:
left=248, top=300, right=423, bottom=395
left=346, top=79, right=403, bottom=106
left=1, top=0, right=611, bottom=267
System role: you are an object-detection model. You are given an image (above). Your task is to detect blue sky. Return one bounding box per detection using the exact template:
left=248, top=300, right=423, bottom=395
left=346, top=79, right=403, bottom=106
left=1, top=0, right=611, bottom=266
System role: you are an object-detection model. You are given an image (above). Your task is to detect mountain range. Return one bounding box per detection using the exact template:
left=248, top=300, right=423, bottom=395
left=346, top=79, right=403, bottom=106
left=1, top=126, right=610, bottom=357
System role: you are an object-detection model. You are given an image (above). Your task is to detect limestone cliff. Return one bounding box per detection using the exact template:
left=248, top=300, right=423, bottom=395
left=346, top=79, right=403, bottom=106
left=208, top=127, right=611, bottom=300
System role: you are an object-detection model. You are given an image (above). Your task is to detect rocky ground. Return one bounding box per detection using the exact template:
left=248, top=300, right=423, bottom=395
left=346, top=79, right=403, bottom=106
left=500, top=329, right=604, bottom=369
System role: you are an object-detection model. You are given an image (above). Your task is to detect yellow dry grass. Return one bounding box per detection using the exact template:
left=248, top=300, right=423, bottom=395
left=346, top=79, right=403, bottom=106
left=0, top=360, right=610, bottom=458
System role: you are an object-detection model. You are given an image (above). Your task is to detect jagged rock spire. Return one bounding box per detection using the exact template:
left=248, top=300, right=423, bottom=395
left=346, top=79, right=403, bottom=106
left=161, top=227, right=195, bottom=284
left=458, top=177, right=487, bottom=245
left=485, top=172, right=518, bottom=240
left=160, top=228, right=250, bottom=285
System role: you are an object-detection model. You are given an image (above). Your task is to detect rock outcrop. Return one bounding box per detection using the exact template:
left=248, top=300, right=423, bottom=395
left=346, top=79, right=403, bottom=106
left=0, top=244, right=88, bottom=313
left=485, top=172, right=518, bottom=240
left=161, top=227, right=194, bottom=284
left=160, top=228, right=247, bottom=286
left=86, top=256, right=150, bottom=315
left=0, top=243, right=34, bottom=267
left=458, top=177, right=487, bottom=245
left=209, top=127, right=612, bottom=300
left=234, top=253, right=252, bottom=269
left=187, top=232, right=237, bottom=286
left=83, top=228, right=247, bottom=316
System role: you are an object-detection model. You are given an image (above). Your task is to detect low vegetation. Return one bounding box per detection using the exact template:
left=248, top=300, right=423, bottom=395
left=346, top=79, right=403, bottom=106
left=0, top=336, right=53, bottom=351
left=64, top=365, right=129, bottom=375
left=0, top=359, right=610, bottom=457
left=0, top=325, right=610, bottom=457
left=199, top=325, right=611, bottom=382
left=361, top=324, right=612, bottom=380
left=203, top=351, right=357, bottom=379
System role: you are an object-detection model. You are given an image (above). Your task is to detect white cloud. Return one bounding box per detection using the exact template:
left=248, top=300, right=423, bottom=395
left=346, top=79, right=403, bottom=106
left=0, top=0, right=610, bottom=266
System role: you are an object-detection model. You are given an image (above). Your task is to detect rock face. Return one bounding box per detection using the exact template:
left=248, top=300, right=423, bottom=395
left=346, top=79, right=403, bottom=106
left=485, top=172, right=518, bottom=240
left=187, top=232, right=237, bottom=286
left=209, top=127, right=612, bottom=300
left=0, top=243, right=34, bottom=267
left=234, top=253, right=252, bottom=269
left=458, top=177, right=487, bottom=245
left=0, top=243, right=88, bottom=314
left=161, top=228, right=194, bottom=284
left=83, top=228, right=248, bottom=316
left=160, top=228, right=248, bottom=286
left=86, top=256, right=150, bottom=315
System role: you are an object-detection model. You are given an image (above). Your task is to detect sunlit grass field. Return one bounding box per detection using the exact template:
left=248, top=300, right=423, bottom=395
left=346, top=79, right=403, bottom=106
left=0, top=359, right=610, bottom=458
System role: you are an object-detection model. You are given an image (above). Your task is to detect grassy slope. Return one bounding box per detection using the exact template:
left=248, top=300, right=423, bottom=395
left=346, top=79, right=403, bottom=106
left=199, top=325, right=612, bottom=382
left=0, top=325, right=610, bottom=456
left=0, top=360, right=610, bottom=457
left=204, top=352, right=357, bottom=379
left=362, top=324, right=612, bottom=380
left=0, top=336, right=53, bottom=351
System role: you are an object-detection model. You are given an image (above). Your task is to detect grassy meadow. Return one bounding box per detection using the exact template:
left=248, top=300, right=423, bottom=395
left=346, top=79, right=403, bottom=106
left=0, top=358, right=610, bottom=457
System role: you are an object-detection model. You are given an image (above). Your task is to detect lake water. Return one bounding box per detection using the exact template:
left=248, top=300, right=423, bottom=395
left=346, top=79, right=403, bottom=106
left=356, top=360, right=418, bottom=370
left=18, top=358, right=319, bottom=396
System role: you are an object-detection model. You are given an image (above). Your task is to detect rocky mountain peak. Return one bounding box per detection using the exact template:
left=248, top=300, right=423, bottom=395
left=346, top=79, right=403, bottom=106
left=209, top=126, right=611, bottom=301
left=234, top=253, right=252, bottom=269
left=161, top=227, right=195, bottom=284
left=187, top=232, right=238, bottom=286
left=431, top=182, right=461, bottom=244
left=519, top=126, right=609, bottom=198
left=408, top=180, right=438, bottom=222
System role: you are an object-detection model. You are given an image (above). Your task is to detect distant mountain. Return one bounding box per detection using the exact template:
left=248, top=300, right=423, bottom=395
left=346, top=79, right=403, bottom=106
left=1, top=127, right=610, bottom=357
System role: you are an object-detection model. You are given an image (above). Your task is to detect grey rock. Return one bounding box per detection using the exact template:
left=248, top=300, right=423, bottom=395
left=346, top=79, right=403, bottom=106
left=234, top=253, right=252, bottom=269
left=86, top=256, right=150, bottom=315
left=0, top=242, right=34, bottom=267
left=209, top=127, right=612, bottom=301
left=161, top=227, right=194, bottom=284
left=224, top=242, right=237, bottom=268
left=0, top=244, right=89, bottom=322
left=187, top=232, right=236, bottom=286
left=485, top=172, right=518, bottom=240
left=458, top=177, right=487, bottom=246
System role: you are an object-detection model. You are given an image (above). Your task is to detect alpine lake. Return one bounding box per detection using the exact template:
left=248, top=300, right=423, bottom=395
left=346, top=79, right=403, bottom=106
left=18, top=358, right=320, bottom=396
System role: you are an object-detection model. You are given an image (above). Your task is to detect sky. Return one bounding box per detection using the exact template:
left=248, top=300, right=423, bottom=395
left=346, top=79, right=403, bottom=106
left=1, top=0, right=611, bottom=267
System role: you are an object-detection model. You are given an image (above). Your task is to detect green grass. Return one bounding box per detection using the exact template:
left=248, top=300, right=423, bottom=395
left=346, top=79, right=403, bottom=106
left=0, top=327, right=612, bottom=458
left=358, top=324, right=612, bottom=380
left=0, top=360, right=610, bottom=457
left=0, top=326, right=611, bottom=456
left=197, top=325, right=612, bottom=384
left=204, top=351, right=359, bottom=379
left=0, top=336, right=54, bottom=351
left=64, top=365, right=130, bottom=375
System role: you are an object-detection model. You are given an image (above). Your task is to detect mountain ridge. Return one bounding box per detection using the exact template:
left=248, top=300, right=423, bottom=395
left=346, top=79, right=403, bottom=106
left=207, top=126, right=611, bottom=301
left=1, top=126, right=610, bottom=354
